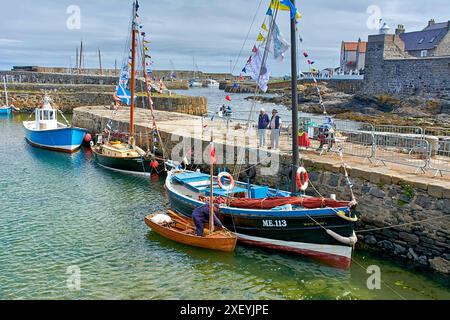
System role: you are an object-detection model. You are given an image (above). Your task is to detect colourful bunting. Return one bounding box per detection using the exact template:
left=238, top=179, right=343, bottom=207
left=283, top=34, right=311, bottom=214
left=257, top=33, right=265, bottom=42
left=261, top=22, right=269, bottom=32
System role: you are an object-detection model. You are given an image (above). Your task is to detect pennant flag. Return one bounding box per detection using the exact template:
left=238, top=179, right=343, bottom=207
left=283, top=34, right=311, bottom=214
left=270, top=0, right=301, bottom=20
left=241, top=67, right=246, bottom=73
left=247, top=56, right=252, bottom=63
left=261, top=22, right=269, bottom=32
left=257, top=33, right=265, bottom=42
left=272, top=22, right=290, bottom=62
left=135, top=0, right=139, bottom=11
left=209, top=143, right=217, bottom=165
left=245, top=48, right=271, bottom=92
left=299, top=36, right=303, bottom=42
left=266, top=7, right=273, bottom=16
left=239, top=73, right=244, bottom=81
left=144, top=47, right=149, bottom=51
left=225, top=95, right=231, bottom=102
left=141, top=32, right=146, bottom=36
left=145, top=54, right=151, bottom=59
left=303, top=52, right=308, bottom=58
left=143, top=40, right=150, bottom=44
left=252, top=45, right=258, bottom=53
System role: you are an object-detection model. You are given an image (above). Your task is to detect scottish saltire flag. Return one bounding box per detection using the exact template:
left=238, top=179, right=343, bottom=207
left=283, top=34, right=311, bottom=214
left=116, top=83, right=132, bottom=105
left=245, top=48, right=270, bottom=92
left=270, top=0, right=301, bottom=20
left=273, top=22, right=290, bottom=61
left=119, top=64, right=129, bottom=86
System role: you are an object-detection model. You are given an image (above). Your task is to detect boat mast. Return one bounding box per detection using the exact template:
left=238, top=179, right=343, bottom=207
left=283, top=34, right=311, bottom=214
left=129, top=1, right=137, bottom=146
left=209, top=134, right=215, bottom=235
left=3, top=76, right=9, bottom=107
left=290, top=0, right=299, bottom=194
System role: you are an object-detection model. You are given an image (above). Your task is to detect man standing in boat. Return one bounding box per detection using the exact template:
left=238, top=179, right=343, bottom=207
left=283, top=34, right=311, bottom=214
left=269, top=109, right=282, bottom=150
left=257, top=108, right=270, bottom=148
left=192, top=203, right=224, bottom=237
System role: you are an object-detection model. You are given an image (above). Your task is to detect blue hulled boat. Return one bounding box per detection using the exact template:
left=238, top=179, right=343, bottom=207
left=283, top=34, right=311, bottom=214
left=0, top=106, right=12, bottom=115
left=165, top=168, right=358, bottom=269
left=23, top=96, right=87, bottom=153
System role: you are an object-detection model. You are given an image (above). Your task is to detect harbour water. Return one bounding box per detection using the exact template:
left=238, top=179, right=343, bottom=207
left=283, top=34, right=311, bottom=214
left=1, top=114, right=449, bottom=300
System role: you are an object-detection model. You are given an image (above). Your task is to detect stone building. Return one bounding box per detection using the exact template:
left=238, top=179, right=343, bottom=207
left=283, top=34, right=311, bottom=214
left=396, top=19, right=450, bottom=58
left=340, top=39, right=367, bottom=74
left=363, top=19, right=450, bottom=96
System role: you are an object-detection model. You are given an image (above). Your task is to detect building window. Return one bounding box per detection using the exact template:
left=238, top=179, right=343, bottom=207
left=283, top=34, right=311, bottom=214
left=418, top=38, right=424, bottom=44
left=421, top=50, right=428, bottom=57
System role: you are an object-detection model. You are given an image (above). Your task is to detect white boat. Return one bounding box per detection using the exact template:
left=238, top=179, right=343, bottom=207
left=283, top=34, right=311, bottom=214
left=205, top=79, right=220, bottom=88
left=23, top=96, right=87, bottom=153
left=0, top=76, right=12, bottom=115
left=189, top=79, right=203, bottom=87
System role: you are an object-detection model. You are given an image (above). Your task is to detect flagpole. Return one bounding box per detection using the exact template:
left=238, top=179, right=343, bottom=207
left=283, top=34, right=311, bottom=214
left=290, top=0, right=299, bottom=194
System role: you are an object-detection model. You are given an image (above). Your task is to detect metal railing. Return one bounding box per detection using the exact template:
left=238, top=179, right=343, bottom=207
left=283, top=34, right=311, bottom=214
left=429, top=140, right=450, bottom=176
left=203, top=113, right=450, bottom=176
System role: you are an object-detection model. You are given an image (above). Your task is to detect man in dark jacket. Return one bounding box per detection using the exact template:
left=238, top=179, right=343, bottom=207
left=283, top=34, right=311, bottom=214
left=269, top=109, right=282, bottom=150
left=257, top=108, right=270, bottom=148
left=192, top=203, right=224, bottom=237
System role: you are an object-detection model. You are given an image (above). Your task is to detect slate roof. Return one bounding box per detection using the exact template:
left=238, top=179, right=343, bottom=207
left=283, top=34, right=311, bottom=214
left=399, top=27, right=448, bottom=51
left=423, top=22, right=449, bottom=31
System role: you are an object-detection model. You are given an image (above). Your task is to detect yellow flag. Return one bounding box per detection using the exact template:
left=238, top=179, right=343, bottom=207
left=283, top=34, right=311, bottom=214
left=270, top=0, right=302, bottom=20
left=261, top=22, right=269, bottom=32
left=257, top=33, right=265, bottom=42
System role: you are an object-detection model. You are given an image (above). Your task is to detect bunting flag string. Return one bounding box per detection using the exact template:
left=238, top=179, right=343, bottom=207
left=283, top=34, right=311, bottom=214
left=257, top=32, right=265, bottom=42
left=261, top=22, right=269, bottom=32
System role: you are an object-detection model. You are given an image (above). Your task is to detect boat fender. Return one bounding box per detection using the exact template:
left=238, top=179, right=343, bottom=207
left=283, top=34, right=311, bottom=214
left=89, top=141, right=94, bottom=148
left=326, top=230, right=358, bottom=246
left=296, top=167, right=309, bottom=191
left=336, top=210, right=358, bottom=222
left=150, top=214, right=172, bottom=225
left=217, top=172, right=235, bottom=191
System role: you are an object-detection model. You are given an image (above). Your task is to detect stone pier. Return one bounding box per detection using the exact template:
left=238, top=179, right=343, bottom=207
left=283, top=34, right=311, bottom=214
left=73, top=106, right=450, bottom=276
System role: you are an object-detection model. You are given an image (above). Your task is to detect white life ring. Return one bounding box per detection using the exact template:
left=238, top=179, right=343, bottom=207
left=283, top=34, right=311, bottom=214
left=217, top=172, right=235, bottom=192
left=296, top=167, right=309, bottom=191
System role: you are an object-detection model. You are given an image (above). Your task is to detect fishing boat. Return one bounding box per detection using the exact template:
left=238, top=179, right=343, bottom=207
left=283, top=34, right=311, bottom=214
left=0, top=76, right=12, bottom=115
left=189, top=79, right=203, bottom=87
left=144, top=210, right=237, bottom=252
left=23, top=95, right=87, bottom=153
left=204, top=79, right=220, bottom=88
left=91, top=0, right=165, bottom=176
left=164, top=1, right=358, bottom=269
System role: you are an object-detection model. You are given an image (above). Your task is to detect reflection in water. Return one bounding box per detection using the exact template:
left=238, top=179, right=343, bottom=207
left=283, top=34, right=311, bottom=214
left=0, top=113, right=449, bottom=300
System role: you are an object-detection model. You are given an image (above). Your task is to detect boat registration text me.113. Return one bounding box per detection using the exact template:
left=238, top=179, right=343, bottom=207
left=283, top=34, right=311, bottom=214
left=262, top=220, right=287, bottom=227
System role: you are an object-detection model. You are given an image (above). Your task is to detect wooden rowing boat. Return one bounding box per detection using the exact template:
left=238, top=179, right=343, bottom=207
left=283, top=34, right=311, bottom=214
left=144, top=210, right=237, bottom=252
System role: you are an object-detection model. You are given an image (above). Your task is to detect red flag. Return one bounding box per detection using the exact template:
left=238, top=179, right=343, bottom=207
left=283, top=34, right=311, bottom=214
left=209, top=143, right=217, bottom=165
left=252, top=45, right=258, bottom=53
left=225, top=95, right=231, bottom=102
left=303, top=52, right=308, bottom=58
left=239, top=73, right=244, bottom=81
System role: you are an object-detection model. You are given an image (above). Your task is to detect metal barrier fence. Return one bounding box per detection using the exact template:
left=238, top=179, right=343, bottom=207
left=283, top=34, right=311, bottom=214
left=424, top=127, right=450, bottom=138
left=374, top=125, right=423, bottom=135
left=374, top=136, right=430, bottom=172
left=429, top=140, right=450, bottom=176
left=203, top=113, right=450, bottom=176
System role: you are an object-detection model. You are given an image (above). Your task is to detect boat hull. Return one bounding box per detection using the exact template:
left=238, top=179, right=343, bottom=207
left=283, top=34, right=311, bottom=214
left=166, top=173, right=355, bottom=268
left=23, top=123, right=86, bottom=153
left=92, top=149, right=155, bottom=176
left=144, top=212, right=237, bottom=252
left=0, top=107, right=12, bottom=115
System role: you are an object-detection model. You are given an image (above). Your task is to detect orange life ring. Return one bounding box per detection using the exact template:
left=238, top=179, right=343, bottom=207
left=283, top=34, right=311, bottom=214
left=296, top=167, right=309, bottom=191
left=217, top=172, right=235, bottom=191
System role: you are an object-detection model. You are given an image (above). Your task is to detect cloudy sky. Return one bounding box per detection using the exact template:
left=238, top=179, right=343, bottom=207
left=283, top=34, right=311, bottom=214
left=0, top=0, right=448, bottom=75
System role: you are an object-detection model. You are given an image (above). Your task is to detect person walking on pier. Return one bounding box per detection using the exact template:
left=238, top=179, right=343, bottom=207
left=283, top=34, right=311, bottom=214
left=257, top=108, right=270, bottom=148
left=269, top=109, right=282, bottom=150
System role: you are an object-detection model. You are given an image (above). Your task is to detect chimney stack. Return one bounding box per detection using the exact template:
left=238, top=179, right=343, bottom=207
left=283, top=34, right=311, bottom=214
left=395, top=24, right=405, bottom=35
left=428, top=19, right=435, bottom=27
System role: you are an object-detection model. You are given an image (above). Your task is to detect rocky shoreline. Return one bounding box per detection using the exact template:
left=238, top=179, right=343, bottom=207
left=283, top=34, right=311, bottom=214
left=244, top=82, right=450, bottom=127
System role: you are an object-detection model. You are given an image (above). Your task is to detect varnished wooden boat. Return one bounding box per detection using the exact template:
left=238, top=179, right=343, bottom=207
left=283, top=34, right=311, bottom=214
left=144, top=210, right=237, bottom=252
